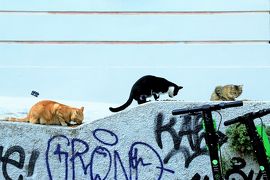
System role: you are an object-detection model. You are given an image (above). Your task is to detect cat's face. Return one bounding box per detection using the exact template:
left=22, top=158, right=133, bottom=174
left=71, top=107, right=84, bottom=124
left=168, top=86, right=183, bottom=97
left=213, top=84, right=242, bottom=101
left=228, top=85, right=243, bottom=98
left=174, top=86, right=183, bottom=96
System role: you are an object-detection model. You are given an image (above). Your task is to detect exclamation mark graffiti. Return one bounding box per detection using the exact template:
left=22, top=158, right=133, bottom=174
left=27, top=150, right=40, bottom=177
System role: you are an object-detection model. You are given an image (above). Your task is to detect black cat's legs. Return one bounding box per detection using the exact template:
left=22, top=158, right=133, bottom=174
left=137, top=100, right=146, bottom=104
left=137, top=95, right=150, bottom=104
left=153, top=93, right=160, bottom=100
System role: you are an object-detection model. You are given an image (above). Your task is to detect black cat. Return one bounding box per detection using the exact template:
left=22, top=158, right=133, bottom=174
left=109, top=75, right=183, bottom=112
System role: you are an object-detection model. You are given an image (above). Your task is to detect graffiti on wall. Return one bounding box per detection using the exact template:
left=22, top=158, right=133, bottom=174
left=225, top=157, right=262, bottom=179
left=191, top=173, right=210, bottom=180
left=154, top=112, right=264, bottom=179
left=46, top=128, right=175, bottom=180
left=155, top=112, right=227, bottom=168
left=0, top=145, right=40, bottom=179
left=0, top=111, right=264, bottom=179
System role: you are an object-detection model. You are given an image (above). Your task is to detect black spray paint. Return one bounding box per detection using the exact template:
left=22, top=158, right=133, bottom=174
left=155, top=112, right=226, bottom=168
left=225, top=157, right=262, bottom=180
left=0, top=145, right=40, bottom=179
left=191, top=173, right=210, bottom=180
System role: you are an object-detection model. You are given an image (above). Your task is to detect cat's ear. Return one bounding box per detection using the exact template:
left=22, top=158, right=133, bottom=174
left=178, top=86, right=183, bottom=90
left=80, top=107, right=84, bottom=112
left=236, top=85, right=243, bottom=91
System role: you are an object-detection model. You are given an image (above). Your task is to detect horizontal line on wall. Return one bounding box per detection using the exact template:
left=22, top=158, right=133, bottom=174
left=0, top=40, right=269, bottom=45
left=0, top=66, right=270, bottom=69
left=0, top=10, right=269, bottom=15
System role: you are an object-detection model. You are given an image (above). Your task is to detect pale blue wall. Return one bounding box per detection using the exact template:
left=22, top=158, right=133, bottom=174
left=0, top=0, right=269, bottom=103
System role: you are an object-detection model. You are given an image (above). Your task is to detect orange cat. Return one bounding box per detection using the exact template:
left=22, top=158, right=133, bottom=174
left=7, top=100, right=84, bottom=126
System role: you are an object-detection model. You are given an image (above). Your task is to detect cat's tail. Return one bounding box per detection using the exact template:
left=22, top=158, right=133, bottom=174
left=5, top=116, right=29, bottom=122
left=109, top=94, right=133, bottom=112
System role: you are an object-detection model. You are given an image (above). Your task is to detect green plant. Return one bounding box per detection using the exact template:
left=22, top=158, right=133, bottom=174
left=221, top=155, right=233, bottom=177
left=225, top=123, right=253, bottom=156
left=226, top=123, right=270, bottom=167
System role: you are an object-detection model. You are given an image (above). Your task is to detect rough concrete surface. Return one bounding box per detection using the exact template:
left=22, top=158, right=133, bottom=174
left=0, top=101, right=270, bottom=180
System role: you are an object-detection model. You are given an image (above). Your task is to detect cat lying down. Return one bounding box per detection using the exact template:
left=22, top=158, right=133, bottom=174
left=6, top=100, right=84, bottom=126
left=210, top=85, right=243, bottom=101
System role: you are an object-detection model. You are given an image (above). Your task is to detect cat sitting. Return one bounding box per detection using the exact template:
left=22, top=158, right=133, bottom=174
left=109, top=75, right=183, bottom=112
left=7, top=100, right=84, bottom=126
left=210, top=85, right=243, bottom=101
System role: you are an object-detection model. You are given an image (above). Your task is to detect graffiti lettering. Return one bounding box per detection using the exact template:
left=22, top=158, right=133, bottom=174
left=155, top=113, right=207, bottom=168
left=93, top=128, right=118, bottom=146
left=191, top=173, right=210, bottom=180
left=155, top=112, right=226, bottom=168
left=0, top=145, right=40, bottom=179
left=46, top=129, right=174, bottom=180
left=225, top=157, right=262, bottom=180
left=155, top=113, right=179, bottom=150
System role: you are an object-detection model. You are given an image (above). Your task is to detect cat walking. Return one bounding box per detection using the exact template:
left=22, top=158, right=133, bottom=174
left=109, top=75, right=182, bottom=112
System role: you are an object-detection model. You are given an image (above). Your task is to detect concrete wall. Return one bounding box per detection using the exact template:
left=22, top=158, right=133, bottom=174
left=0, top=101, right=269, bottom=180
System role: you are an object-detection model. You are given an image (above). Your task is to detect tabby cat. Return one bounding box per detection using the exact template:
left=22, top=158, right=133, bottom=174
left=210, top=85, right=243, bottom=101
left=7, top=100, right=84, bottom=126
